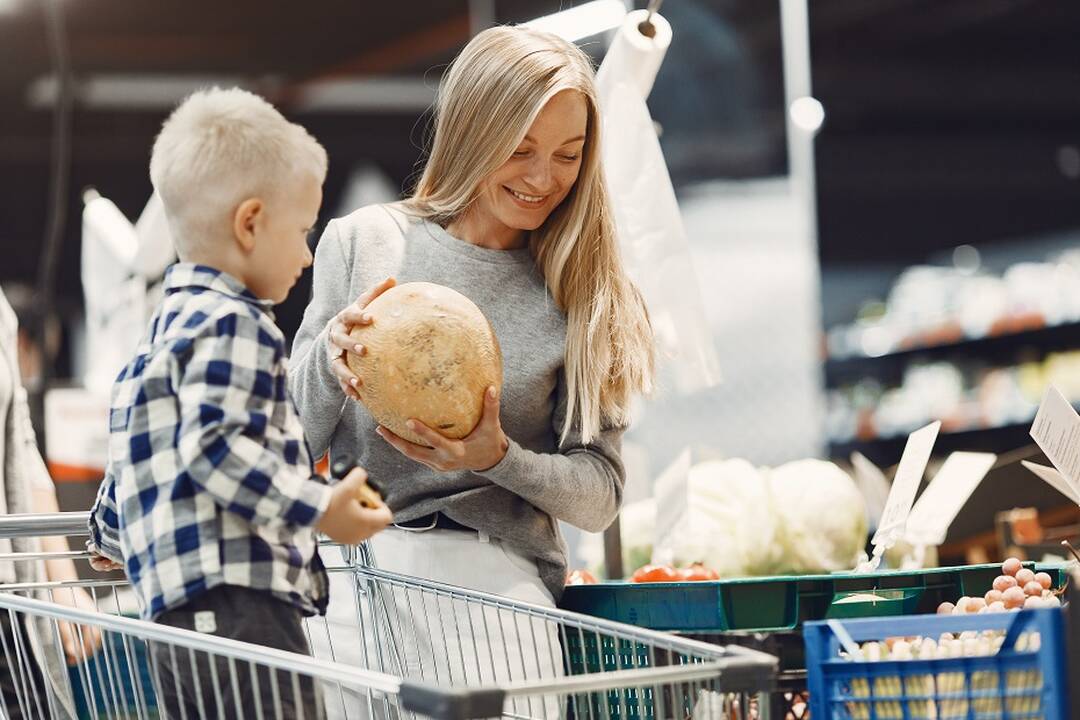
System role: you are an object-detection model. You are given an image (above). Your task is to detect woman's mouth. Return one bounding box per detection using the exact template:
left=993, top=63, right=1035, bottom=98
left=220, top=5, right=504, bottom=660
left=504, top=186, right=547, bottom=208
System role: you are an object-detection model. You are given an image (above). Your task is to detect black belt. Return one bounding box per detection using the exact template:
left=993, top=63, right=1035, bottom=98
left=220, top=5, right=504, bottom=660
left=394, top=512, right=474, bottom=533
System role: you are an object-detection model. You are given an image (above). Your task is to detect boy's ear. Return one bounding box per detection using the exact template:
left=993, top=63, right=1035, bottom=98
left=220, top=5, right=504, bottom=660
left=232, top=198, right=263, bottom=252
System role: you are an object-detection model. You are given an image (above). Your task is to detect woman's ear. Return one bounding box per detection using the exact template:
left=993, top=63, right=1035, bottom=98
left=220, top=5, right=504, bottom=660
left=232, top=198, right=263, bottom=253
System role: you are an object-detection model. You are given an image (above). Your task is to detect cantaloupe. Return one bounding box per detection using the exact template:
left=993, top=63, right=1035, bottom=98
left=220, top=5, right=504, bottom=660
left=346, top=282, right=502, bottom=446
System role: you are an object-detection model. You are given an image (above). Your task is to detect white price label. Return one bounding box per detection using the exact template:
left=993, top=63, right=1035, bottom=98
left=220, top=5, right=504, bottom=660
left=1029, top=386, right=1080, bottom=498
left=905, top=452, right=996, bottom=546
left=872, top=421, right=940, bottom=545
left=652, top=448, right=691, bottom=547
left=1021, top=460, right=1080, bottom=506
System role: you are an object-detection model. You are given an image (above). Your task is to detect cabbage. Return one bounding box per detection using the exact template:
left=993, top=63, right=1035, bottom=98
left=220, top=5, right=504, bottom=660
left=578, top=457, right=868, bottom=578
left=654, top=459, right=781, bottom=577
left=768, top=459, right=868, bottom=573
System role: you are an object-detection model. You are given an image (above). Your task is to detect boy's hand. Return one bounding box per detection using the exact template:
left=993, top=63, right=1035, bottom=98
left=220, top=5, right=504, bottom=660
left=317, top=467, right=393, bottom=545
left=88, top=553, right=123, bottom=572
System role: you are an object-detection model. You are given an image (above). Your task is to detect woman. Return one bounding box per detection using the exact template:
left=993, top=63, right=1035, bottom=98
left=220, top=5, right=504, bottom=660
left=290, top=25, right=653, bottom=698
left=1, top=287, right=101, bottom=719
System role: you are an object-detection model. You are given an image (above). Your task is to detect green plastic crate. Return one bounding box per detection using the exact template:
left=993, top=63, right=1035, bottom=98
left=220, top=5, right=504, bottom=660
left=560, top=562, right=1068, bottom=634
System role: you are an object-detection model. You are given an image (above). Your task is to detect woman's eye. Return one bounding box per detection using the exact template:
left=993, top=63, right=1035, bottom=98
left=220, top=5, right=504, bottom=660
left=512, top=150, right=529, bottom=157
left=559, top=154, right=579, bottom=162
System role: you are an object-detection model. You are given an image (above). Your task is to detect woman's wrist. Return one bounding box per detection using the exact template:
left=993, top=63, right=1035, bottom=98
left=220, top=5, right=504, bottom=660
left=474, top=432, right=511, bottom=473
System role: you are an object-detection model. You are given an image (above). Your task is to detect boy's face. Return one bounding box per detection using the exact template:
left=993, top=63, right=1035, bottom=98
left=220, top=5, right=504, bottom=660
left=246, top=175, right=321, bottom=304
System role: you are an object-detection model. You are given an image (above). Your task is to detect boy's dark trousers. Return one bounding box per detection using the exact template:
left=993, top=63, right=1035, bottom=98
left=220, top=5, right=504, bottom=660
left=150, top=585, right=324, bottom=719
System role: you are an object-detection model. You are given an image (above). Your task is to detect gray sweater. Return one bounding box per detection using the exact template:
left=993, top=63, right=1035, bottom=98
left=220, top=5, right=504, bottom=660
left=289, top=203, right=626, bottom=599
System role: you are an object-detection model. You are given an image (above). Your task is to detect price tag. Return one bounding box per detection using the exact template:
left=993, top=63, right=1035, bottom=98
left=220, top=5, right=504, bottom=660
left=652, top=448, right=692, bottom=548
left=905, top=452, right=996, bottom=546
left=872, top=421, right=940, bottom=546
left=1021, top=460, right=1080, bottom=506
left=851, top=452, right=891, bottom=532
left=1029, top=386, right=1080, bottom=498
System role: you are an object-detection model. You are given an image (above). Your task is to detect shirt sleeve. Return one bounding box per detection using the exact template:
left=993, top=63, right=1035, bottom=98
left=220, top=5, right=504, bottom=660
left=288, top=219, right=353, bottom=460
left=87, top=468, right=123, bottom=562
left=176, top=311, right=332, bottom=529
left=10, top=384, right=54, bottom=491
left=476, top=370, right=626, bottom=533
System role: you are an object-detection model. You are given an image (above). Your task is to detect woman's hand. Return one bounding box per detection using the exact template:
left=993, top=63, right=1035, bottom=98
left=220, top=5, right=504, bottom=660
left=326, top=277, right=396, bottom=401
left=376, top=386, right=509, bottom=472
left=52, top=586, right=104, bottom=665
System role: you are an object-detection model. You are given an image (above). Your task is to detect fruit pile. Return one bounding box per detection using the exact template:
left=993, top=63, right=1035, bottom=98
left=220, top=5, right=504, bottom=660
left=630, top=562, right=720, bottom=583
left=842, top=558, right=1062, bottom=664
left=937, top=558, right=1062, bottom=615
left=563, top=562, right=723, bottom=586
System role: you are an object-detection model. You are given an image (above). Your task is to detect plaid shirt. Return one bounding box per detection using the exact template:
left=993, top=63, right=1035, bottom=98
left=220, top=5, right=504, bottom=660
left=88, top=264, right=332, bottom=620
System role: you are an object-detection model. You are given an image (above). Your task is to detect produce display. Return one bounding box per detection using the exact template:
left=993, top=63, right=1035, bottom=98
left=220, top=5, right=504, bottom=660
left=346, top=282, right=502, bottom=445
left=630, top=562, right=720, bottom=583
left=936, top=558, right=1062, bottom=615
left=843, top=558, right=1061, bottom=663
left=579, top=457, right=868, bottom=579
left=565, top=569, right=599, bottom=586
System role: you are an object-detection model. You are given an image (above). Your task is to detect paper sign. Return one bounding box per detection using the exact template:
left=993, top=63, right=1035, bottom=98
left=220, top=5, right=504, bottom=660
left=1030, top=386, right=1080, bottom=492
left=851, top=452, right=891, bottom=532
left=872, top=421, right=941, bottom=545
left=905, top=452, right=997, bottom=546
left=652, top=448, right=692, bottom=547
left=1021, top=460, right=1080, bottom=506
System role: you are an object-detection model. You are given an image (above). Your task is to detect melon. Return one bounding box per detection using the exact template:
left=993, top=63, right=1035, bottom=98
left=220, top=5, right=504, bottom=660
left=346, top=282, right=502, bottom=446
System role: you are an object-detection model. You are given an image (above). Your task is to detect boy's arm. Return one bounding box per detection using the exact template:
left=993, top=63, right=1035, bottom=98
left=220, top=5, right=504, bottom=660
left=87, top=468, right=124, bottom=563
left=176, top=311, right=333, bottom=529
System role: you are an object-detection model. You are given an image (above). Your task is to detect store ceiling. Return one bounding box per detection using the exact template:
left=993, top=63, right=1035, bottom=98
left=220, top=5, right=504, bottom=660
left=1, top=0, right=1078, bottom=297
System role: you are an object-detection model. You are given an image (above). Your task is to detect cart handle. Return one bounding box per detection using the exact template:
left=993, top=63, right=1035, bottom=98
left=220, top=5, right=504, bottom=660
left=0, top=511, right=90, bottom=539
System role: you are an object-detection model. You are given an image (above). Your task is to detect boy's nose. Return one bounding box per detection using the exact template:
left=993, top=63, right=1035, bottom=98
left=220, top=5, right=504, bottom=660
left=302, top=244, right=314, bottom=268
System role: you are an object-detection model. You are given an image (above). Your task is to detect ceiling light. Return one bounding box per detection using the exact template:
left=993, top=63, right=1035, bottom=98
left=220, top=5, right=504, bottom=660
left=524, top=0, right=626, bottom=42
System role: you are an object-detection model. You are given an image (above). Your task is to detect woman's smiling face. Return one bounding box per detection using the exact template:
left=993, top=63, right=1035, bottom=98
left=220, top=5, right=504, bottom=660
left=473, top=89, right=588, bottom=234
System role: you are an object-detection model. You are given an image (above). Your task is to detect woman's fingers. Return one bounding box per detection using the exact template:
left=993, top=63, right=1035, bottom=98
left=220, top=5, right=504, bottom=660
left=376, top=426, right=440, bottom=467
left=359, top=277, right=396, bottom=307
left=340, top=277, right=396, bottom=326
left=330, top=327, right=363, bottom=355
left=405, top=420, right=464, bottom=457
left=330, top=357, right=360, bottom=385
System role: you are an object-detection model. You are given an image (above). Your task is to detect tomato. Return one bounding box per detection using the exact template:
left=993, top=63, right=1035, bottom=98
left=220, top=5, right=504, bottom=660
left=631, top=564, right=680, bottom=583
left=679, top=563, right=720, bottom=581
left=566, top=569, right=599, bottom=586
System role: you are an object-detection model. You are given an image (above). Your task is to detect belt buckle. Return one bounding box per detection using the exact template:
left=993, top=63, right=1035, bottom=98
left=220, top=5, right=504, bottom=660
left=393, top=513, right=439, bottom=532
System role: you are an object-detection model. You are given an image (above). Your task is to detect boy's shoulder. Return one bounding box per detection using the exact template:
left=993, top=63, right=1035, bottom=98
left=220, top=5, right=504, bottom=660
left=156, top=287, right=280, bottom=352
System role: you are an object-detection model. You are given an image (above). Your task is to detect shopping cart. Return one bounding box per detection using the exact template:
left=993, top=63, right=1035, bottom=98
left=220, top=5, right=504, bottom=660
left=0, top=512, right=777, bottom=720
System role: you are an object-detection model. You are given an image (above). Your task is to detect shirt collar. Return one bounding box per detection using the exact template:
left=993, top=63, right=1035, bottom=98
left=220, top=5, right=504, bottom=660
left=163, top=263, right=275, bottom=312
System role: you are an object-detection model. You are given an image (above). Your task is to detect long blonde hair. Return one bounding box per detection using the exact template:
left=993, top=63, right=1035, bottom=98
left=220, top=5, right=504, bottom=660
left=404, top=26, right=654, bottom=443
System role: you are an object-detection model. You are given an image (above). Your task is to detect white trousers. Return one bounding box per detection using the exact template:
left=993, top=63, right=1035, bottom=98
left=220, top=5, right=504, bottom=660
left=310, top=528, right=564, bottom=720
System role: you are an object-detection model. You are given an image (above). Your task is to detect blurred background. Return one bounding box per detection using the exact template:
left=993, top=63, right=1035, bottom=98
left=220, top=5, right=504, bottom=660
left=1, top=0, right=1078, bottom=573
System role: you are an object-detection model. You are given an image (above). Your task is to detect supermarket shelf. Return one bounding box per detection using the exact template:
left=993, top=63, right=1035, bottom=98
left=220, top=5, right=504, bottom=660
left=825, top=319, right=1080, bottom=386
left=827, top=421, right=1038, bottom=465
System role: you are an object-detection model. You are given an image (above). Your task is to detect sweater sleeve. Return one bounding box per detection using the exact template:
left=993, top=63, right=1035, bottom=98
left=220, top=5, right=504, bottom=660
left=289, top=219, right=353, bottom=460
left=476, top=371, right=625, bottom=533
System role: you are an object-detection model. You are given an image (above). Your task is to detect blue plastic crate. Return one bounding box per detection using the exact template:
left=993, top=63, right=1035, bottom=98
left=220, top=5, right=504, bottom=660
left=804, top=608, right=1069, bottom=720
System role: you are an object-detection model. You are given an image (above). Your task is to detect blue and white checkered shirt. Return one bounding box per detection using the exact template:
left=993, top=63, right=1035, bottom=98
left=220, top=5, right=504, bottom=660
left=88, top=263, right=333, bottom=620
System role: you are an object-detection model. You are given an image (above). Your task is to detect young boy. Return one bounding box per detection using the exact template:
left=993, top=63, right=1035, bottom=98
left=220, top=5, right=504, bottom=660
left=87, top=87, right=392, bottom=718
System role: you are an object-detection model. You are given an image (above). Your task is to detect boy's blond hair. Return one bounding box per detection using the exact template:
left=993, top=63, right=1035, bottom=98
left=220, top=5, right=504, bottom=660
left=149, top=87, right=328, bottom=256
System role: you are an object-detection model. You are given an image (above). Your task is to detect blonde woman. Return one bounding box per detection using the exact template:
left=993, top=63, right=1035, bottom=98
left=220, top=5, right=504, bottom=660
left=290, top=25, right=654, bottom=699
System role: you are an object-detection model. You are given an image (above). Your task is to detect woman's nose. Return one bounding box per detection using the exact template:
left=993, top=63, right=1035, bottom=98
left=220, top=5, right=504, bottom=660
left=523, top=157, right=553, bottom=190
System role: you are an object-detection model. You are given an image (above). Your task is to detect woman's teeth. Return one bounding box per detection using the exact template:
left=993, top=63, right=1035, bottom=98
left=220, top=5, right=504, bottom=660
left=509, top=188, right=544, bottom=203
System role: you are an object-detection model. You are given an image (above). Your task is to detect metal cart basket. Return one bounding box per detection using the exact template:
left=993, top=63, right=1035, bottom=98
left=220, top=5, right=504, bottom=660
left=0, top=512, right=776, bottom=720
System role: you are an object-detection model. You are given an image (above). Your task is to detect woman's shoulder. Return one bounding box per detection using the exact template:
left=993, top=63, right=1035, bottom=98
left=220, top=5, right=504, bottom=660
left=332, top=202, right=418, bottom=241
